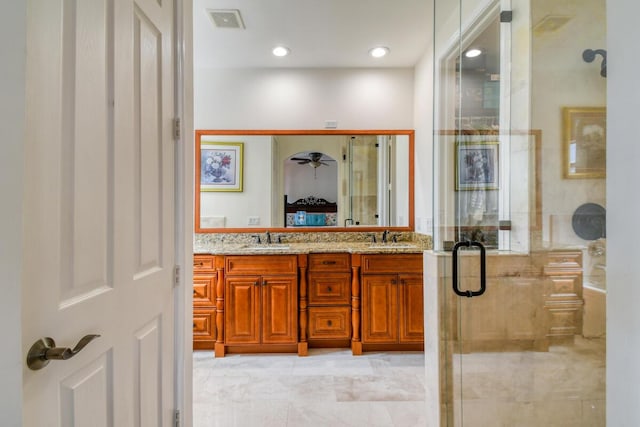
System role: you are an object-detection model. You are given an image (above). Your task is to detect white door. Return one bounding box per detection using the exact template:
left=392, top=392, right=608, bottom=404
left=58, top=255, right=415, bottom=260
left=22, top=0, right=176, bottom=425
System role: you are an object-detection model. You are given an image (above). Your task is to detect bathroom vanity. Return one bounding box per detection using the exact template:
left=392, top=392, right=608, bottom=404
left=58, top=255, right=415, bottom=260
left=192, top=239, right=426, bottom=357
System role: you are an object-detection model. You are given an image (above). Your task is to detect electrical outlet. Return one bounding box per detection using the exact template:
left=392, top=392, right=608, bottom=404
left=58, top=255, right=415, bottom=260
left=247, top=216, right=260, bottom=225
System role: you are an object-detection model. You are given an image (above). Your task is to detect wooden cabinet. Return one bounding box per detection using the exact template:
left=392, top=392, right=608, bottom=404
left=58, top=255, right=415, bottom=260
left=543, top=250, right=583, bottom=341
left=221, top=255, right=298, bottom=355
left=193, top=254, right=217, bottom=350
left=307, top=253, right=351, bottom=344
left=358, top=254, right=424, bottom=351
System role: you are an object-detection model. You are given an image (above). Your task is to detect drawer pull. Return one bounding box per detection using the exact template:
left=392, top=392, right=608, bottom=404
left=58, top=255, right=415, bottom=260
left=322, top=260, right=337, bottom=265
left=194, top=262, right=204, bottom=266
left=254, top=281, right=259, bottom=286
left=193, top=289, right=197, bottom=295
left=192, top=323, right=196, bottom=329
left=327, top=320, right=333, bottom=326
left=327, top=286, right=332, bottom=292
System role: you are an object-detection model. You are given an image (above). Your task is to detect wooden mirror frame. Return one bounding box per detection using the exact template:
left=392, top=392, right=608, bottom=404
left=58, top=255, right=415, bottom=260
left=195, top=129, right=415, bottom=233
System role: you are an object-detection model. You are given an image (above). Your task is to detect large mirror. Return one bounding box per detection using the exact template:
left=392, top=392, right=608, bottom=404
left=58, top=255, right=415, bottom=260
left=195, top=130, right=414, bottom=233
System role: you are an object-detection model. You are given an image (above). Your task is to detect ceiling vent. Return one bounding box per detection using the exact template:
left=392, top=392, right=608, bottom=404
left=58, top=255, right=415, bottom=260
left=207, top=9, right=245, bottom=29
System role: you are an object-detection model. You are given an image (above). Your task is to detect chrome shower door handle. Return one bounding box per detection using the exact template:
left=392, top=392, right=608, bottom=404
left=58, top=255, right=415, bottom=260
left=27, top=334, right=101, bottom=371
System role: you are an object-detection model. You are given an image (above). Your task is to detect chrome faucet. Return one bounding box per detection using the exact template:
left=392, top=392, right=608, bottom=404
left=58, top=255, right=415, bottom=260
left=265, top=230, right=272, bottom=244
left=382, top=230, right=390, bottom=244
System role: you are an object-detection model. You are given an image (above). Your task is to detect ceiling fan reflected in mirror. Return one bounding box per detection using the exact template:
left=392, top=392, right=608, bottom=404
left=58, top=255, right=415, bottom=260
left=290, top=152, right=334, bottom=169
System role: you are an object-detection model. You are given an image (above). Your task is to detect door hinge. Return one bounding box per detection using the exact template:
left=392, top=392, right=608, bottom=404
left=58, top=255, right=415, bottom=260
left=174, top=409, right=181, bottom=427
left=173, top=117, right=181, bottom=140
left=174, top=265, right=180, bottom=287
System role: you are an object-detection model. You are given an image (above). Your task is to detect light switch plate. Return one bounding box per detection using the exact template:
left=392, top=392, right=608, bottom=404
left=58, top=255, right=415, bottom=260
left=248, top=216, right=260, bottom=225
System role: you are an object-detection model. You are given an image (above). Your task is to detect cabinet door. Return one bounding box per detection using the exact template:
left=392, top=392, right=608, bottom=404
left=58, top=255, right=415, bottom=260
left=398, top=274, right=424, bottom=343
left=261, top=275, right=298, bottom=344
left=225, top=276, right=261, bottom=344
left=362, top=275, right=398, bottom=343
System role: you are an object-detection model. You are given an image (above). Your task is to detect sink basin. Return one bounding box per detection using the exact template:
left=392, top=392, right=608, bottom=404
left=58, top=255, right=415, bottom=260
left=368, top=244, right=418, bottom=250
left=244, top=244, right=291, bottom=251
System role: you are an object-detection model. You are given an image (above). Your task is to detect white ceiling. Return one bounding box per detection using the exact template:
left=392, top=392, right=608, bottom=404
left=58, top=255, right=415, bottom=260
left=193, top=0, right=433, bottom=69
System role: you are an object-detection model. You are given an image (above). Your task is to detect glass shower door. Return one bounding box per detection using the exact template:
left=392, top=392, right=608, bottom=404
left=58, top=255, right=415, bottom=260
left=432, top=0, right=607, bottom=425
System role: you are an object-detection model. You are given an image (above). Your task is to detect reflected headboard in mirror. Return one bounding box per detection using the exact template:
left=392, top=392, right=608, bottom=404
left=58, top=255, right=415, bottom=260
left=284, top=196, right=338, bottom=227
left=195, top=129, right=415, bottom=233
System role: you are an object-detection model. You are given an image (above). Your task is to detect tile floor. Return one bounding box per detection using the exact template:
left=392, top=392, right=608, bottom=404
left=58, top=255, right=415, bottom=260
left=193, top=349, right=427, bottom=427
left=193, top=338, right=605, bottom=427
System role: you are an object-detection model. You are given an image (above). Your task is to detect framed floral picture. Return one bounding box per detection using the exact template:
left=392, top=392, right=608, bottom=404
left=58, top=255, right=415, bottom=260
left=198, top=141, right=244, bottom=192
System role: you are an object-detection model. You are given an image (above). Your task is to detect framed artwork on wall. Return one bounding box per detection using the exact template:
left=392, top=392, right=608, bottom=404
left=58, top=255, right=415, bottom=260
left=455, top=140, right=499, bottom=191
left=198, top=141, right=244, bottom=192
left=563, top=107, right=606, bottom=179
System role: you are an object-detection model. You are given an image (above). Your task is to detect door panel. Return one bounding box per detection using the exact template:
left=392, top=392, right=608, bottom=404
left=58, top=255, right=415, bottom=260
left=362, top=275, right=398, bottom=343
left=398, top=274, right=424, bottom=343
left=23, top=0, right=175, bottom=425
left=262, top=276, right=297, bottom=344
left=225, top=277, right=261, bottom=344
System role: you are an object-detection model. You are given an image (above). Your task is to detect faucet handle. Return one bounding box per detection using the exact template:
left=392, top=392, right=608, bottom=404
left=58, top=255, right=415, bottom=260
left=252, top=235, right=261, bottom=244
left=368, top=234, right=377, bottom=244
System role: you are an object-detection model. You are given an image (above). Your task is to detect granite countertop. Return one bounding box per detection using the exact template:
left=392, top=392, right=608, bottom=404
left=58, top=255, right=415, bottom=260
left=194, top=241, right=427, bottom=255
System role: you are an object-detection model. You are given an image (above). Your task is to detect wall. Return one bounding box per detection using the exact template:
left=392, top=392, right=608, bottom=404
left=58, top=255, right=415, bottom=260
left=531, top=0, right=607, bottom=251
left=194, top=68, right=414, bottom=129
left=607, top=0, right=640, bottom=423
left=0, top=1, right=25, bottom=424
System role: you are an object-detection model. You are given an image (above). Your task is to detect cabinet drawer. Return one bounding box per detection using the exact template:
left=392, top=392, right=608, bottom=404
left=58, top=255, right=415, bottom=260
left=193, top=310, right=216, bottom=341
left=193, top=274, right=216, bottom=306
left=193, top=255, right=215, bottom=271
left=544, top=251, right=582, bottom=270
left=225, top=255, right=297, bottom=275
left=308, top=273, right=351, bottom=305
left=308, top=253, right=350, bottom=272
left=308, top=307, right=351, bottom=339
left=361, top=254, right=422, bottom=274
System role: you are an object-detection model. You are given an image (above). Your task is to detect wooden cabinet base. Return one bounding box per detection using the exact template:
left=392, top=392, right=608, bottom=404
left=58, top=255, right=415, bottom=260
left=361, top=343, right=424, bottom=352
left=218, top=344, right=300, bottom=355
left=351, top=341, right=363, bottom=356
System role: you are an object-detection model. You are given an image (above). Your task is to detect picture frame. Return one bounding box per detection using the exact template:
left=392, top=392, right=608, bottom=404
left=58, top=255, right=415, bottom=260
left=198, top=141, right=244, bottom=192
left=563, top=107, right=606, bottom=179
left=455, top=141, right=499, bottom=191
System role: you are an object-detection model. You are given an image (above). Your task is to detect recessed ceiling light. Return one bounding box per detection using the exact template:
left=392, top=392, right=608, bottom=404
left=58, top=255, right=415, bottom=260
left=369, top=46, right=390, bottom=58
left=465, top=48, right=482, bottom=58
left=272, top=46, right=290, bottom=57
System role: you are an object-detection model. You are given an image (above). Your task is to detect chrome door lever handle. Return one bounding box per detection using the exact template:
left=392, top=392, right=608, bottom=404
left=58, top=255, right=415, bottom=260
left=27, top=334, right=100, bottom=371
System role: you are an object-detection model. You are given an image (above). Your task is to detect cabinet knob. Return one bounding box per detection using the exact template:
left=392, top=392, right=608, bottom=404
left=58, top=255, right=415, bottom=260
left=253, top=281, right=259, bottom=286
left=327, top=320, right=333, bottom=326
left=322, top=260, right=337, bottom=265
left=327, top=286, right=332, bottom=292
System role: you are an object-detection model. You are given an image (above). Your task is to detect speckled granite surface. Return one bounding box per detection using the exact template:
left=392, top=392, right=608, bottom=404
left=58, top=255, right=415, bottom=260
left=194, top=232, right=432, bottom=255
